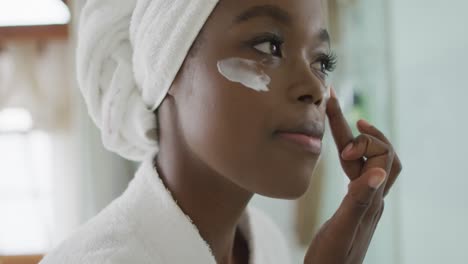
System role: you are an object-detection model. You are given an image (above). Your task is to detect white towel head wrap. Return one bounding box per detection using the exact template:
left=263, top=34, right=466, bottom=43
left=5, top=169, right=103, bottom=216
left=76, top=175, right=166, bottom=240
left=77, top=0, right=219, bottom=161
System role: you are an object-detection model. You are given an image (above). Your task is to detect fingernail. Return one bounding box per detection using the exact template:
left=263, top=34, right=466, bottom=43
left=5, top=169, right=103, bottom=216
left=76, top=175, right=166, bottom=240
left=341, top=143, right=353, bottom=158
left=368, top=172, right=387, bottom=190
left=359, top=119, right=371, bottom=128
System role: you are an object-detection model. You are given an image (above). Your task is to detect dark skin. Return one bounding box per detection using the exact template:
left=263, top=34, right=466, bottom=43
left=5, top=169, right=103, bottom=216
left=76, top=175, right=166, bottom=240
left=155, top=0, right=402, bottom=263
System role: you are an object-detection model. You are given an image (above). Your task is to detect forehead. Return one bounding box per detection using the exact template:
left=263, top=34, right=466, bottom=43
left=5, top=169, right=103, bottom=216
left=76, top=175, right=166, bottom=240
left=213, top=0, right=326, bottom=35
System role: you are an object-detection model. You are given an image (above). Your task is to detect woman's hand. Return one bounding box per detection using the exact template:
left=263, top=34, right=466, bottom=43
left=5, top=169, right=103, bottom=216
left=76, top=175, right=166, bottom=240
left=304, top=87, right=402, bottom=264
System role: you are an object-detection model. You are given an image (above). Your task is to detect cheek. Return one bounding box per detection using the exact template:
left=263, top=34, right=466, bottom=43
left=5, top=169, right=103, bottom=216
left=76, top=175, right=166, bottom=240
left=176, top=56, right=321, bottom=197
left=176, top=61, right=269, bottom=173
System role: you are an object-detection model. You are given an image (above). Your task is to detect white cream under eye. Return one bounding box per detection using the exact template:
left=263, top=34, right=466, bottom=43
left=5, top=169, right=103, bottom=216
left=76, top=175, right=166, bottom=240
left=217, top=57, right=271, bottom=92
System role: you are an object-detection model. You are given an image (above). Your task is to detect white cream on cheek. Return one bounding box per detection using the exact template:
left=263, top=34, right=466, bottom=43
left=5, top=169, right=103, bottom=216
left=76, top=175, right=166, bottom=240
left=217, top=57, right=271, bottom=92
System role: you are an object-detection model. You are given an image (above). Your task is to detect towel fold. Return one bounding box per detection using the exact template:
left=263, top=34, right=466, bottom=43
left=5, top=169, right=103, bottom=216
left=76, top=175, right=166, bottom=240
left=77, top=0, right=219, bottom=161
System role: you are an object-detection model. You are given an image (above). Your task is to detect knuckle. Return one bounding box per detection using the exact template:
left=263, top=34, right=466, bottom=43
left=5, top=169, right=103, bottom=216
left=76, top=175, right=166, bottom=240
left=396, top=162, right=403, bottom=174
left=390, top=158, right=402, bottom=177
left=387, top=146, right=396, bottom=157
left=380, top=142, right=394, bottom=160
left=385, top=149, right=396, bottom=165
left=354, top=134, right=371, bottom=148
left=363, top=134, right=373, bottom=145
left=377, top=137, right=391, bottom=152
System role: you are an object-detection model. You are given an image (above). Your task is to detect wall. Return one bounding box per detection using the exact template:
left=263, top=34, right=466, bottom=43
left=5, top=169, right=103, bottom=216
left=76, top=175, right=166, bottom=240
left=389, top=0, right=468, bottom=262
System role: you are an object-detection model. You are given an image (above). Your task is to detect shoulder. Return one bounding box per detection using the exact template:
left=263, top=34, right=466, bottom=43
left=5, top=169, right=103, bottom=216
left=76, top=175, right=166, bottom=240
left=40, top=242, right=156, bottom=264
left=40, top=200, right=160, bottom=264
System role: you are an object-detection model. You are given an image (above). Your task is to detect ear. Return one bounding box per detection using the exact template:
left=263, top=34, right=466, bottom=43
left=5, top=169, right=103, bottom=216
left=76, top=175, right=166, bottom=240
left=167, top=72, right=181, bottom=97
left=167, top=61, right=187, bottom=98
left=167, top=45, right=202, bottom=99
left=167, top=84, right=177, bottom=97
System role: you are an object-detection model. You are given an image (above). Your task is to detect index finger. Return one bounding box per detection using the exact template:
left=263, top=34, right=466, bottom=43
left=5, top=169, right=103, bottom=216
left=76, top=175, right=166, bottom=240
left=326, top=86, right=363, bottom=179
left=326, top=86, right=354, bottom=151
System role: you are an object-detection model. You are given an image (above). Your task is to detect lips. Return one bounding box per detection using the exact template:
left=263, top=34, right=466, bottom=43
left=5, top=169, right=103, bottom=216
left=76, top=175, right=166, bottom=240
left=275, top=122, right=324, bottom=154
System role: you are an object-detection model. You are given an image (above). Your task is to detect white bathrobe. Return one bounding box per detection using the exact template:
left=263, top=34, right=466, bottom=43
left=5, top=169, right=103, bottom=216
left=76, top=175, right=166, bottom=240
left=40, top=155, right=292, bottom=264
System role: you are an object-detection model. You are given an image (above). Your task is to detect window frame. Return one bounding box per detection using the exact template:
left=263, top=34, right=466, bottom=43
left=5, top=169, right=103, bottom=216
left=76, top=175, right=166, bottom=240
left=0, top=0, right=69, bottom=42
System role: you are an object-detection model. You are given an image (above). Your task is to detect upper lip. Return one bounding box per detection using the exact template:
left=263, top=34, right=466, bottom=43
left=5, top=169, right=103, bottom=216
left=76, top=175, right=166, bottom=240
left=275, top=121, right=325, bottom=140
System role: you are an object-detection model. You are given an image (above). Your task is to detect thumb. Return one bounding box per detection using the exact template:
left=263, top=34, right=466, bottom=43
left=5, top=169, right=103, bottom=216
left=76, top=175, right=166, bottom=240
left=328, top=168, right=387, bottom=252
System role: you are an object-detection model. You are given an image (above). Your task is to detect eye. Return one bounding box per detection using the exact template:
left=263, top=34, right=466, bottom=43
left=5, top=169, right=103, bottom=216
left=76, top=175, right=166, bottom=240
left=254, top=41, right=282, bottom=57
left=310, top=61, right=329, bottom=73
left=251, top=34, right=284, bottom=57
left=311, top=52, right=337, bottom=76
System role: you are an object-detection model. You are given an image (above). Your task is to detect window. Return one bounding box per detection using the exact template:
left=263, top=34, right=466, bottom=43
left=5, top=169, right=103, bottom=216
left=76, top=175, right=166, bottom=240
left=0, top=108, right=54, bottom=255
left=0, top=0, right=70, bottom=27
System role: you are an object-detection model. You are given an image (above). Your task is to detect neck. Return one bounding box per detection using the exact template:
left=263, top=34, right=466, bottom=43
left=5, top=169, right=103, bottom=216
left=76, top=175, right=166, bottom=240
left=156, top=127, right=253, bottom=264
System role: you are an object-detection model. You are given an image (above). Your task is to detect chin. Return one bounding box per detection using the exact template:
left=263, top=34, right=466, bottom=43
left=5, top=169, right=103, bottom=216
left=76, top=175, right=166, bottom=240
left=274, top=182, right=312, bottom=200
left=254, top=170, right=315, bottom=200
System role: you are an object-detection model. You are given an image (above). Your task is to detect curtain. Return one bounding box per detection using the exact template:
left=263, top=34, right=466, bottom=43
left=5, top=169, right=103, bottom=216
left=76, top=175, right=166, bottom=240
left=0, top=1, right=137, bottom=250
left=0, top=40, right=70, bottom=130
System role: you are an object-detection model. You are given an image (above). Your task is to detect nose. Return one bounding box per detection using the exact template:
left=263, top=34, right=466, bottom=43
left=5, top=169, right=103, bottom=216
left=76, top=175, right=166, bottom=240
left=287, top=60, right=326, bottom=107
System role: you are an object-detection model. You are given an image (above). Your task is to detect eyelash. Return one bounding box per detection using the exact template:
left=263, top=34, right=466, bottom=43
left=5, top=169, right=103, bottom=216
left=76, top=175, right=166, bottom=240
left=315, top=52, right=338, bottom=76
left=250, top=34, right=338, bottom=76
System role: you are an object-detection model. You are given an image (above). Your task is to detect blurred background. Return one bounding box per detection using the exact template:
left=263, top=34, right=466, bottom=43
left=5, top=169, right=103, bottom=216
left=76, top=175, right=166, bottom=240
left=0, top=0, right=466, bottom=263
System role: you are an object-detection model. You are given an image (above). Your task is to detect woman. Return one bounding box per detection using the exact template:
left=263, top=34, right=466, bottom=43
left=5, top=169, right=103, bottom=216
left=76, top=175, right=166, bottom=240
left=41, top=0, right=402, bottom=263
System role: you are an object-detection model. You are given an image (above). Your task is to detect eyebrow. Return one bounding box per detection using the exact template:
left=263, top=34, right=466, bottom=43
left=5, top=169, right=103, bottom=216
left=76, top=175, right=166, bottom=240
left=232, top=4, right=292, bottom=26
left=232, top=4, right=331, bottom=46
left=318, top=28, right=331, bottom=46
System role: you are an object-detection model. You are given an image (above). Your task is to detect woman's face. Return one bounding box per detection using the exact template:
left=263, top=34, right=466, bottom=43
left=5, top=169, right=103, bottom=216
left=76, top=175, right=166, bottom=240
left=169, top=0, right=334, bottom=199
